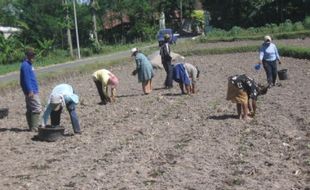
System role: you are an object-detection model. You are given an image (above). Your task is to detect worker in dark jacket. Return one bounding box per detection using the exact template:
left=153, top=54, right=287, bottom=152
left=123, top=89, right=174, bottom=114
left=160, top=34, right=173, bottom=88
left=20, top=48, right=42, bottom=131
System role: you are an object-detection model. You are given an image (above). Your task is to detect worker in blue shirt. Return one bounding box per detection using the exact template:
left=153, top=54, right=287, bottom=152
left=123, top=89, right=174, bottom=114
left=259, top=35, right=282, bottom=87
left=42, top=84, right=81, bottom=134
left=20, top=48, right=42, bottom=131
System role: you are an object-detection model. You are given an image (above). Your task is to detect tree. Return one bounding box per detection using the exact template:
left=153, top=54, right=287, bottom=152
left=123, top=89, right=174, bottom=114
left=200, top=0, right=309, bottom=29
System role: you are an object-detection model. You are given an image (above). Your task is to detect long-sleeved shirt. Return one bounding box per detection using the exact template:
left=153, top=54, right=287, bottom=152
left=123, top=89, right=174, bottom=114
left=92, top=69, right=115, bottom=97
left=160, top=42, right=172, bottom=61
left=259, top=42, right=280, bottom=62
left=43, top=84, right=79, bottom=125
left=135, top=53, right=154, bottom=83
left=20, top=59, right=39, bottom=95
left=183, top=63, right=198, bottom=84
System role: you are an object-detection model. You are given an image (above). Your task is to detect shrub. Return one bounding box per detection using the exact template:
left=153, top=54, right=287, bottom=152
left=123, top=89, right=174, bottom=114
left=304, top=16, right=310, bottom=29
left=293, top=22, right=305, bottom=31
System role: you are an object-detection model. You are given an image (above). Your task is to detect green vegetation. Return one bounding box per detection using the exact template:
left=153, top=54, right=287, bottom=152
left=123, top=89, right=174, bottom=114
left=0, top=42, right=152, bottom=75
left=0, top=58, right=127, bottom=91
left=179, top=44, right=310, bottom=61
left=199, top=18, right=310, bottom=42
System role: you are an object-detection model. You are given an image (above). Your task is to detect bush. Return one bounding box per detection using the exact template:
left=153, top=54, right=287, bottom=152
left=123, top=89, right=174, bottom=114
left=304, top=16, right=310, bottom=29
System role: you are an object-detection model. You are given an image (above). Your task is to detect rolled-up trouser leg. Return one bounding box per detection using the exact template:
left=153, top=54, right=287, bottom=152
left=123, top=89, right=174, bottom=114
left=66, top=102, right=81, bottom=133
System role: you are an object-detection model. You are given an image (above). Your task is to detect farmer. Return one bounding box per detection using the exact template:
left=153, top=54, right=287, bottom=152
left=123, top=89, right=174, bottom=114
left=20, top=48, right=42, bottom=131
left=226, top=74, right=268, bottom=120
left=131, top=48, right=154, bottom=95
left=160, top=34, right=173, bottom=88
left=172, top=62, right=200, bottom=94
left=259, top=35, right=282, bottom=87
left=42, top=84, right=81, bottom=134
left=92, top=69, right=119, bottom=105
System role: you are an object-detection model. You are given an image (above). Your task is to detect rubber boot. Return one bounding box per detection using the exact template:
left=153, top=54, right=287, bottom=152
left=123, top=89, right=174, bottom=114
left=26, top=111, right=32, bottom=130
left=30, top=113, right=40, bottom=132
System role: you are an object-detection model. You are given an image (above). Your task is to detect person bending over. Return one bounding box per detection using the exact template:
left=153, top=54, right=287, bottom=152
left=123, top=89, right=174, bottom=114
left=92, top=69, right=119, bottom=105
left=42, top=84, right=81, bottom=134
left=172, top=62, right=200, bottom=94
left=226, top=74, right=268, bottom=120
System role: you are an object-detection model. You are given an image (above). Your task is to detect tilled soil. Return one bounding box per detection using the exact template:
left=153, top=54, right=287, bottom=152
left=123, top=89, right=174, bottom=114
left=0, top=41, right=309, bottom=189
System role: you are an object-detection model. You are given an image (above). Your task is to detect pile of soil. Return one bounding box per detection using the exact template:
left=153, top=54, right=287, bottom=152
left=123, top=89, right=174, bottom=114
left=0, top=40, right=309, bottom=189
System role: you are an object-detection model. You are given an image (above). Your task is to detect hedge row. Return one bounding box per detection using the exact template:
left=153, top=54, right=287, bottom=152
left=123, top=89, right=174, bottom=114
left=198, top=30, right=310, bottom=43
left=180, top=45, right=310, bottom=60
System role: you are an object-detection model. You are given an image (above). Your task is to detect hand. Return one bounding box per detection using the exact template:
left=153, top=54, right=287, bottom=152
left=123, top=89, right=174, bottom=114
left=28, top=92, right=34, bottom=98
left=132, top=70, right=137, bottom=76
left=278, top=60, right=282, bottom=64
left=110, top=96, right=116, bottom=103
left=248, top=111, right=255, bottom=117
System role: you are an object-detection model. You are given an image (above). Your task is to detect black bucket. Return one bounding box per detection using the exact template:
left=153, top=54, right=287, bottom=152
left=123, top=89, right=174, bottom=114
left=0, top=108, right=9, bottom=119
left=38, top=125, right=65, bottom=142
left=278, top=69, right=288, bottom=80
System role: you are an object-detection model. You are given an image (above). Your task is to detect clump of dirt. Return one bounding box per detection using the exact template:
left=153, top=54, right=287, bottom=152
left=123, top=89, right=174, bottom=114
left=0, top=40, right=309, bottom=189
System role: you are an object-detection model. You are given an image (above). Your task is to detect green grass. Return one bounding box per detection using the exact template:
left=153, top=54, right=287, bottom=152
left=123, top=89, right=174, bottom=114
left=0, top=58, right=127, bottom=92
left=198, top=30, right=310, bottom=43
left=0, top=41, right=154, bottom=76
left=178, top=44, right=310, bottom=61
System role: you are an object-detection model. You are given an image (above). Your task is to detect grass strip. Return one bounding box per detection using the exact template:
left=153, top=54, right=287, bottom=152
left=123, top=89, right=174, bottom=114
left=199, top=30, right=310, bottom=43
left=178, top=45, right=310, bottom=60
left=0, top=58, right=128, bottom=92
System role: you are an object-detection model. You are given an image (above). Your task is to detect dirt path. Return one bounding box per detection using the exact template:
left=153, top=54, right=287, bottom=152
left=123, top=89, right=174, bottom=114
left=0, top=41, right=309, bottom=189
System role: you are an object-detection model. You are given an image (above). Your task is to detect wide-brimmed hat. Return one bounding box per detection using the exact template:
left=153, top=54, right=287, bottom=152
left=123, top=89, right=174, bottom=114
left=131, top=47, right=138, bottom=56
left=264, top=35, right=272, bottom=43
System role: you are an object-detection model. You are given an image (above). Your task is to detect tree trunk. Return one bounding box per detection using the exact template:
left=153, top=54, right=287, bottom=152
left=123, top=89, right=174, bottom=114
left=64, top=0, right=74, bottom=58
left=91, top=0, right=99, bottom=44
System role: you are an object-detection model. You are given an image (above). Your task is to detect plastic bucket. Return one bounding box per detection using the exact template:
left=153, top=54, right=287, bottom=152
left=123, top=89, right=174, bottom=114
left=278, top=69, right=288, bottom=80
left=38, top=125, right=65, bottom=142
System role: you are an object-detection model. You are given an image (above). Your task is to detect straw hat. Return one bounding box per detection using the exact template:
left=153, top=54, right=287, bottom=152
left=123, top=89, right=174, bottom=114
left=131, top=47, right=138, bottom=56
left=264, top=35, right=272, bottom=42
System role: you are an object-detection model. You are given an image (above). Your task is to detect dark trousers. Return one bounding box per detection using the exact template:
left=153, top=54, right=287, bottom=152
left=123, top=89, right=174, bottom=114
left=51, top=102, right=81, bottom=133
left=162, top=59, right=173, bottom=88
left=94, top=80, right=109, bottom=104
left=263, top=60, right=277, bottom=86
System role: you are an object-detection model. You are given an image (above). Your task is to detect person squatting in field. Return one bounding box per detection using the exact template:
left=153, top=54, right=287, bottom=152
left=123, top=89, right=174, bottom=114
left=20, top=48, right=42, bottom=132
left=131, top=47, right=154, bottom=95
left=259, top=35, right=282, bottom=87
left=92, top=69, right=119, bottom=105
left=226, top=74, right=268, bottom=120
left=42, top=84, right=81, bottom=134
left=172, top=62, right=200, bottom=95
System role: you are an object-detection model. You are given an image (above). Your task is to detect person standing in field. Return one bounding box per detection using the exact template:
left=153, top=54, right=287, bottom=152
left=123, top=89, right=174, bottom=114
left=259, top=35, right=282, bottom=87
left=20, top=48, right=42, bottom=132
left=92, top=69, right=119, bottom=105
left=131, top=48, right=154, bottom=95
left=160, top=34, right=173, bottom=88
